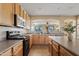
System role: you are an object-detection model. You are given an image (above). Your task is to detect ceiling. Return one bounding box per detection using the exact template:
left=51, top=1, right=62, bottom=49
left=21, top=3, right=79, bottom=16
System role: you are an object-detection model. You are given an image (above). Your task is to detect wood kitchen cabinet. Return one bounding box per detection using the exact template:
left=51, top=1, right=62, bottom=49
left=0, top=49, right=12, bottom=56
left=13, top=41, right=23, bottom=56
left=32, top=35, right=49, bottom=45
left=49, top=39, right=53, bottom=56
left=24, top=10, right=27, bottom=20
left=60, top=46, right=73, bottom=56
left=27, top=14, right=30, bottom=20
left=0, top=4, right=14, bottom=26
left=44, top=36, right=49, bottom=45
left=52, top=41, right=59, bottom=56
left=49, top=39, right=59, bottom=56
left=14, top=3, right=21, bottom=16
left=32, top=35, right=40, bottom=45
left=20, top=7, right=24, bottom=18
left=29, top=36, right=32, bottom=48
left=40, top=35, right=45, bottom=44
left=48, top=37, right=75, bottom=56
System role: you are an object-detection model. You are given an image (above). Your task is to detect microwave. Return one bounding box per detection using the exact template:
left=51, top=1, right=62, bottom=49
left=14, top=14, right=26, bottom=28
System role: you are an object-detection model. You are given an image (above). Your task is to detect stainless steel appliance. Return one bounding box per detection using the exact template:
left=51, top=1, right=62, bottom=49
left=14, top=14, right=26, bottom=28
left=6, top=31, right=30, bottom=56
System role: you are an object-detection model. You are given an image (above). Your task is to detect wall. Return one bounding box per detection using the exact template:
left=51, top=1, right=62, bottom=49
left=0, top=26, right=25, bottom=41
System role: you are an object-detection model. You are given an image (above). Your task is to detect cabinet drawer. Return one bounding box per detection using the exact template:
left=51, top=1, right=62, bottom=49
left=60, top=46, right=73, bottom=56
left=0, top=49, right=12, bottom=56
left=13, top=42, right=23, bottom=53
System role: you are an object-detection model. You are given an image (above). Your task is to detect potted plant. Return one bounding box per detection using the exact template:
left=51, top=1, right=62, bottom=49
left=64, top=22, right=76, bottom=41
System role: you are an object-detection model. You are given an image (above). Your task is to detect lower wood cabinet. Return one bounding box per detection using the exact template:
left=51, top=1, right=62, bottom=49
left=0, top=49, right=12, bottom=56
left=0, top=41, right=23, bottom=56
left=13, top=41, right=23, bottom=56
left=49, top=40, right=53, bottom=55
left=32, top=35, right=39, bottom=45
left=32, top=35, right=49, bottom=45
left=29, top=36, right=32, bottom=48
left=49, top=38, right=74, bottom=56
left=52, top=41, right=59, bottom=56
left=60, top=46, right=73, bottom=56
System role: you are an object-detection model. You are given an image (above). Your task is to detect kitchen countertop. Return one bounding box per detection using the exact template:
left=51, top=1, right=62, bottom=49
left=0, top=40, right=23, bottom=55
left=49, top=36, right=79, bottom=55
left=26, top=33, right=65, bottom=36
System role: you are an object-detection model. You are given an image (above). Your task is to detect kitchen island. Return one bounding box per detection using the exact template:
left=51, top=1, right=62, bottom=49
left=49, top=36, right=79, bottom=56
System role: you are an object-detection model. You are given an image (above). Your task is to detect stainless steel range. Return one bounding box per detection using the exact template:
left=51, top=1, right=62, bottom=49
left=6, top=31, right=30, bottom=56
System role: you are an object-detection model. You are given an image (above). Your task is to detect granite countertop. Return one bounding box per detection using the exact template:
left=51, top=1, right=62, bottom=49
left=49, top=36, right=79, bottom=55
left=0, top=40, right=23, bottom=55
left=26, top=33, right=65, bottom=36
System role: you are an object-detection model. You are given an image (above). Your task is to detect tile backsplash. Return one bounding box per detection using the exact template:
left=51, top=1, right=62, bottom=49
left=0, top=26, right=24, bottom=41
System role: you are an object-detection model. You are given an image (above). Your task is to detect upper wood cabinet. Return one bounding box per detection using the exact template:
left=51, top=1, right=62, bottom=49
left=0, top=4, right=14, bottom=26
left=27, top=14, right=30, bottom=20
left=24, top=11, right=27, bottom=20
left=20, top=7, right=24, bottom=18
left=0, top=3, right=29, bottom=26
left=14, top=3, right=21, bottom=16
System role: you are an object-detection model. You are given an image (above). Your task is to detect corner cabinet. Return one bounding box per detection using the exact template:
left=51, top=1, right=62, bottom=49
left=0, top=4, right=14, bottom=26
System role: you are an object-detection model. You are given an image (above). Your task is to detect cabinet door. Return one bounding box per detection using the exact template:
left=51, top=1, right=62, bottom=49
left=49, top=40, right=53, bottom=56
left=29, top=36, right=32, bottom=48
left=13, top=41, right=23, bottom=56
left=20, top=7, right=24, bottom=18
left=14, top=3, right=20, bottom=15
left=40, top=35, right=45, bottom=44
left=60, top=46, right=73, bottom=56
left=32, top=35, right=39, bottom=45
left=0, top=49, right=12, bottom=56
left=24, top=10, right=27, bottom=20
left=44, top=36, right=49, bottom=45
left=0, top=4, right=14, bottom=26
left=0, top=4, right=2, bottom=25
left=52, top=41, right=59, bottom=56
